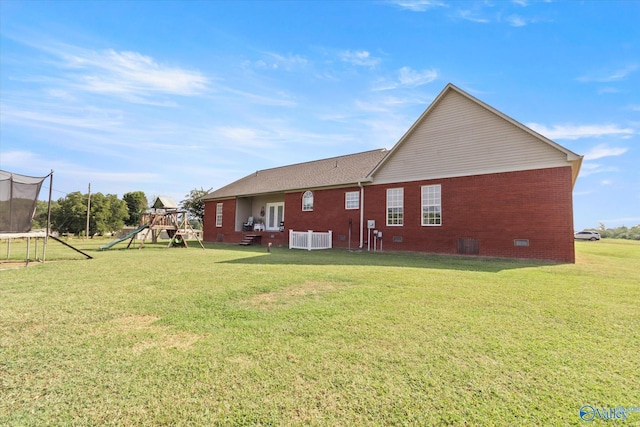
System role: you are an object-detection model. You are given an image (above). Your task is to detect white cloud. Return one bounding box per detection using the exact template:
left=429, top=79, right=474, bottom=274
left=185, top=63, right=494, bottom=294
left=506, top=14, right=527, bottom=27
left=254, top=52, right=309, bottom=71
left=14, top=38, right=209, bottom=103
left=45, top=89, right=77, bottom=102
left=527, top=123, right=635, bottom=140
left=69, top=49, right=209, bottom=98
left=577, top=163, right=619, bottom=177
left=252, top=60, right=277, bottom=70
left=371, top=79, right=399, bottom=92
left=338, top=50, right=381, bottom=68
left=583, top=143, right=628, bottom=160
left=577, top=65, right=638, bottom=83
left=0, top=150, right=41, bottom=166
left=390, top=0, right=541, bottom=27
left=0, top=150, right=96, bottom=183
left=224, top=87, right=297, bottom=107
left=355, top=100, right=393, bottom=113
left=456, top=9, right=491, bottom=24
left=213, top=122, right=354, bottom=155
left=217, top=126, right=261, bottom=143
left=1, top=98, right=206, bottom=157
left=373, top=67, right=438, bottom=91
left=398, top=67, right=438, bottom=87
left=375, top=95, right=430, bottom=108
left=358, top=116, right=411, bottom=148
left=597, top=86, right=622, bottom=94
left=79, top=170, right=159, bottom=183
left=1, top=103, right=123, bottom=129
left=389, top=0, right=447, bottom=12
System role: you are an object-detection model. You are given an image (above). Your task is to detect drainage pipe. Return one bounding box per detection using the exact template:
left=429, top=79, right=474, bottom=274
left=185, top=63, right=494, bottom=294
left=358, top=180, right=364, bottom=249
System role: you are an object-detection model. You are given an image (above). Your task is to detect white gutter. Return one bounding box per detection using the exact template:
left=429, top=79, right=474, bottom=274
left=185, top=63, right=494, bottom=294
left=358, top=180, right=364, bottom=249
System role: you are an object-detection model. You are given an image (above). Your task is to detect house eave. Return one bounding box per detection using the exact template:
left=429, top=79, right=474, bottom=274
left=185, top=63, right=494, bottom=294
left=203, top=180, right=374, bottom=202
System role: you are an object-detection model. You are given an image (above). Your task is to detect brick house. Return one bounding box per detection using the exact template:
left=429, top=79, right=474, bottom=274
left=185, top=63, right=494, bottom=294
left=202, top=83, right=583, bottom=262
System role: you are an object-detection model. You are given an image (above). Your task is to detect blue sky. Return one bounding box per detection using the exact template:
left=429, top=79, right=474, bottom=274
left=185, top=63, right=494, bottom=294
left=1, top=0, right=638, bottom=231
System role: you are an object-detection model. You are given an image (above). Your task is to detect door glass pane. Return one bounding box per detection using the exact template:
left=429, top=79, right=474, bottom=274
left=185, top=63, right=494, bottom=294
left=268, top=205, right=276, bottom=228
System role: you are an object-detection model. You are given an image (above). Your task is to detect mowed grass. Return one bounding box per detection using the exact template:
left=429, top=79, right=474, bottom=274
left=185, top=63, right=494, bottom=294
left=1, top=239, right=639, bottom=425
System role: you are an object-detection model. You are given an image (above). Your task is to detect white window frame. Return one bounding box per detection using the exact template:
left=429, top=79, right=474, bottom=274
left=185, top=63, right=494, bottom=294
left=302, top=191, right=313, bottom=211
left=215, top=203, right=223, bottom=227
left=386, top=188, right=404, bottom=226
left=421, top=184, right=442, bottom=226
left=345, top=191, right=359, bottom=210
left=266, top=202, right=284, bottom=231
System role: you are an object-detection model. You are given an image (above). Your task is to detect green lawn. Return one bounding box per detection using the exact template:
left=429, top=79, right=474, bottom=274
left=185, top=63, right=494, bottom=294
left=1, top=239, right=639, bottom=425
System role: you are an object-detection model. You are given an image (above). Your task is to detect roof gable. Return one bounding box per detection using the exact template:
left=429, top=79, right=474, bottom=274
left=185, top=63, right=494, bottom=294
left=204, top=149, right=387, bottom=200
left=369, top=83, right=582, bottom=186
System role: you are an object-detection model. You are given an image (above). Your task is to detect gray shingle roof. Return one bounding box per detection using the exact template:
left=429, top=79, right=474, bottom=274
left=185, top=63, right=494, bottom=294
left=203, top=149, right=388, bottom=200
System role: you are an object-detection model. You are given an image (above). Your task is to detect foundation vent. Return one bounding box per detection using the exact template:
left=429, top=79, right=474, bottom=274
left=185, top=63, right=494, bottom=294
left=457, top=238, right=479, bottom=255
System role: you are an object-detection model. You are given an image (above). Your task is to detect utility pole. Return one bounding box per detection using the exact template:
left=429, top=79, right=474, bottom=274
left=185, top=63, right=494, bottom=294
left=86, top=183, right=91, bottom=239
left=44, top=170, right=54, bottom=262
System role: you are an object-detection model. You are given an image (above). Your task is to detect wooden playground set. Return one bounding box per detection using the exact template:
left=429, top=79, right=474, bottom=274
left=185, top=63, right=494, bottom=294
left=99, top=196, right=204, bottom=250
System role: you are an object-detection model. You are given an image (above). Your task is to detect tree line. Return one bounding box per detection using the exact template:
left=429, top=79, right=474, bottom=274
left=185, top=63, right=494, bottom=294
left=586, top=223, right=640, bottom=240
left=32, top=188, right=209, bottom=237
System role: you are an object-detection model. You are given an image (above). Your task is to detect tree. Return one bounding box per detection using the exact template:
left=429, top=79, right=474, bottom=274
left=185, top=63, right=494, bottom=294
left=51, top=192, right=87, bottom=235
left=32, top=199, right=57, bottom=229
left=123, top=191, right=148, bottom=226
left=89, top=193, right=129, bottom=235
left=50, top=191, right=129, bottom=236
left=181, top=188, right=211, bottom=228
left=588, top=223, right=640, bottom=240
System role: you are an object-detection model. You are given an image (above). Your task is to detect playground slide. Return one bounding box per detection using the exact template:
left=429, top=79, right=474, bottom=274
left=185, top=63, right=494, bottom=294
left=98, top=225, right=149, bottom=250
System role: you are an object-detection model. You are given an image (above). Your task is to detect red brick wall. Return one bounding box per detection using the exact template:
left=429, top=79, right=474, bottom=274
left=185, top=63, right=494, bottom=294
left=285, top=186, right=362, bottom=249
left=361, top=167, right=575, bottom=262
left=204, top=167, right=575, bottom=262
left=203, top=198, right=236, bottom=242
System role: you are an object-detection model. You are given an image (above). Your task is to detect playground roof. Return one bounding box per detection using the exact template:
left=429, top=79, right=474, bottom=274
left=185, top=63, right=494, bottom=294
left=152, top=196, right=179, bottom=210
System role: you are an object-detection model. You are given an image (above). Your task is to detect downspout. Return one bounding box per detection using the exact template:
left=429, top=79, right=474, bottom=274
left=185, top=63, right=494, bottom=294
left=358, top=180, right=364, bottom=249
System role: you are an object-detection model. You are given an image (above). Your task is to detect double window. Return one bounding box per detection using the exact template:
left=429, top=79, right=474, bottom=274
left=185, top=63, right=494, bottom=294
left=384, top=185, right=441, bottom=227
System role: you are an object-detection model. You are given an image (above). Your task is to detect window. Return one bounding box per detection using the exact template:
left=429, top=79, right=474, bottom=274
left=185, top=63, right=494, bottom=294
left=345, top=191, right=359, bottom=209
left=421, top=185, right=441, bottom=226
left=386, top=188, right=403, bottom=226
left=215, top=203, right=223, bottom=227
left=266, top=202, right=284, bottom=231
left=302, top=191, right=313, bottom=211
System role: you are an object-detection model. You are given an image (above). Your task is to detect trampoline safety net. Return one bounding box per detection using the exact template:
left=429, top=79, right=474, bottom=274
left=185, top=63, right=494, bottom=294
left=0, top=170, right=47, bottom=233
